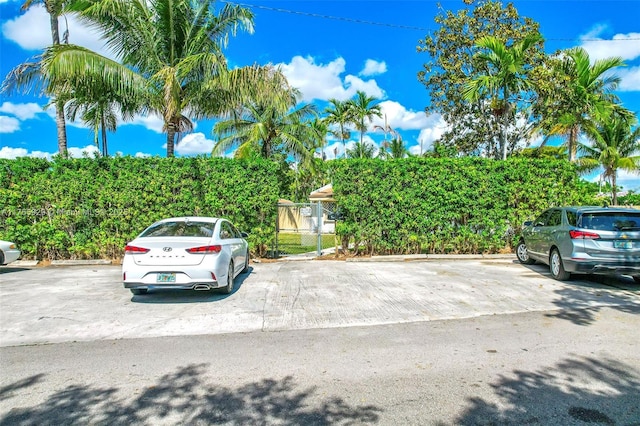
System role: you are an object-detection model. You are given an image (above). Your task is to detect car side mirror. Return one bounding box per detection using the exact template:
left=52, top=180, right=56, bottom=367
left=523, top=221, right=532, bottom=227
left=240, top=232, right=248, bottom=238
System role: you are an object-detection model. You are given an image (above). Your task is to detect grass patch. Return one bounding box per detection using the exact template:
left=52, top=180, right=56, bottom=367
left=275, top=232, right=336, bottom=255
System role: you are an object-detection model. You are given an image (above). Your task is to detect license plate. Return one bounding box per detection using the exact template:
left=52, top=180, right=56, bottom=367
left=157, top=273, right=176, bottom=283
left=614, top=240, right=633, bottom=249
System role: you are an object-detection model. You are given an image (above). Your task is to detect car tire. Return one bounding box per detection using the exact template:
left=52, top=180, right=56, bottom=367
left=550, top=249, right=570, bottom=281
left=131, top=288, right=147, bottom=295
left=221, top=262, right=234, bottom=294
left=241, top=251, right=250, bottom=273
left=0, top=251, right=4, bottom=265
left=516, top=241, right=535, bottom=265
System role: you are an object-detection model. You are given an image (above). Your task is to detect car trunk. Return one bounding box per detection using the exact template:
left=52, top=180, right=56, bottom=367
left=130, top=237, right=213, bottom=266
left=579, top=212, right=640, bottom=259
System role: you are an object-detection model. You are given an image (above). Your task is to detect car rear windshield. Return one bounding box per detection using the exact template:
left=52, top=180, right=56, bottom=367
left=140, top=221, right=216, bottom=238
left=579, top=212, right=640, bottom=231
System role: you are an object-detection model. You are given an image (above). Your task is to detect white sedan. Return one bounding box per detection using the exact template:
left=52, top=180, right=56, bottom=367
left=0, top=240, right=21, bottom=265
left=122, top=217, right=249, bottom=295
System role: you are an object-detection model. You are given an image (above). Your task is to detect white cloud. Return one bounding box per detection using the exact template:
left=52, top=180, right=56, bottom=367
left=409, top=114, right=449, bottom=155
left=0, top=102, right=44, bottom=120
left=579, top=27, right=640, bottom=62
left=371, top=101, right=430, bottom=131
left=0, top=146, right=28, bottom=158
left=2, top=5, right=113, bottom=58
left=278, top=55, right=385, bottom=102
left=0, top=146, right=53, bottom=159
left=618, top=170, right=640, bottom=192
left=0, top=116, right=21, bottom=133
left=125, top=114, right=165, bottom=133
left=134, top=152, right=152, bottom=158
left=617, top=66, right=640, bottom=92
left=68, top=144, right=100, bottom=158
left=360, top=59, right=387, bottom=76
left=175, top=132, right=214, bottom=156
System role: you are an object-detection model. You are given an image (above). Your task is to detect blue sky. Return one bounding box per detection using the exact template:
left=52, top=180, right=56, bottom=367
left=1, top=0, right=639, bottom=189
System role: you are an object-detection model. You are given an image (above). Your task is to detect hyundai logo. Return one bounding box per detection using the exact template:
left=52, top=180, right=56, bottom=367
left=163, top=247, right=172, bottom=252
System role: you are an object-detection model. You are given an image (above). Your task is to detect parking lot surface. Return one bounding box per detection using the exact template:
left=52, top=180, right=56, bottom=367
left=1, top=258, right=639, bottom=347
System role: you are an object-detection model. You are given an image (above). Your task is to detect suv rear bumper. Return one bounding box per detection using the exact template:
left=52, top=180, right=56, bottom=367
left=564, top=259, right=640, bottom=276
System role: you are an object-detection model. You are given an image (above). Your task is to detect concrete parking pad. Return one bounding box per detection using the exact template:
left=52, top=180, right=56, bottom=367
left=1, top=258, right=639, bottom=347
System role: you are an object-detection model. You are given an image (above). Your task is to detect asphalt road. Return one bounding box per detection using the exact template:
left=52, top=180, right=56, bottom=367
left=1, top=258, right=639, bottom=347
left=1, top=259, right=640, bottom=425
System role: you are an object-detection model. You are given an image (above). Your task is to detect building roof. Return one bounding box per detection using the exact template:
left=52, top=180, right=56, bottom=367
left=309, top=184, right=334, bottom=201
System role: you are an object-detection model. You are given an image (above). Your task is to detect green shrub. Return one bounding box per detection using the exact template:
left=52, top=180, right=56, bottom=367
left=0, top=156, right=279, bottom=260
left=330, top=157, right=596, bottom=255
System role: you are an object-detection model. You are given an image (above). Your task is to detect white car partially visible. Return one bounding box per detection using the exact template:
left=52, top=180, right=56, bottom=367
left=0, top=240, right=21, bottom=265
left=122, top=217, right=250, bottom=296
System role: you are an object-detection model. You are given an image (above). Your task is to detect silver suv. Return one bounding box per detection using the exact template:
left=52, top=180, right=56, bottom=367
left=516, top=206, right=640, bottom=282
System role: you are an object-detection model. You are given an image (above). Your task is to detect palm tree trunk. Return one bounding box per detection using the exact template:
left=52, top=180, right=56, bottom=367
left=611, top=172, right=618, bottom=206
left=501, top=88, right=509, bottom=161
left=55, top=99, right=68, bottom=157
left=568, top=125, right=578, bottom=162
left=49, top=6, right=68, bottom=157
left=501, top=113, right=508, bottom=160
left=166, top=124, right=176, bottom=157
left=101, top=115, right=108, bottom=157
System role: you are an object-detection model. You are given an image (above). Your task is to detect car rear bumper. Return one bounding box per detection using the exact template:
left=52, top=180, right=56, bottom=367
left=124, top=281, right=222, bottom=291
left=1, top=248, right=21, bottom=265
left=122, top=267, right=223, bottom=291
left=564, top=259, right=640, bottom=276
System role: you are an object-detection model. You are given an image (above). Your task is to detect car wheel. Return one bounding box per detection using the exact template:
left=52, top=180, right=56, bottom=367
left=550, top=249, right=570, bottom=281
left=131, top=289, right=147, bottom=295
left=241, top=251, right=250, bottom=273
left=0, top=251, right=4, bottom=265
left=221, top=262, right=234, bottom=294
left=516, top=241, right=535, bottom=265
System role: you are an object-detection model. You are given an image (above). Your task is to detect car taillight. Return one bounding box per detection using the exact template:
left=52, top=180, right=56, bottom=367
left=186, top=245, right=222, bottom=254
left=125, top=245, right=150, bottom=254
left=570, top=230, right=600, bottom=239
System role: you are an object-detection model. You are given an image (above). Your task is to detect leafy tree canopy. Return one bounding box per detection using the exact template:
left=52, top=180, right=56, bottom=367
left=417, top=0, right=543, bottom=157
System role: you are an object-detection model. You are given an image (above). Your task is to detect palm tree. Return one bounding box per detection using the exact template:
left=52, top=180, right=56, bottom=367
left=577, top=112, right=640, bottom=205
left=15, top=0, right=69, bottom=156
left=539, top=47, right=628, bottom=162
left=323, top=98, right=352, bottom=159
left=463, top=34, right=542, bottom=160
left=211, top=95, right=318, bottom=162
left=309, top=118, right=329, bottom=160
left=347, top=90, right=382, bottom=148
left=346, top=141, right=376, bottom=159
left=63, top=83, right=138, bottom=156
left=379, top=137, right=409, bottom=159
left=15, top=0, right=291, bottom=157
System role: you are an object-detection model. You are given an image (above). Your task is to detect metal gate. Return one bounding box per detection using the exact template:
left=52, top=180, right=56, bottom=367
left=275, top=201, right=336, bottom=258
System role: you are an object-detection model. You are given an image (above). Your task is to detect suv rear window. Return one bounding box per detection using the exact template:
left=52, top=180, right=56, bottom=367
left=579, top=212, right=640, bottom=231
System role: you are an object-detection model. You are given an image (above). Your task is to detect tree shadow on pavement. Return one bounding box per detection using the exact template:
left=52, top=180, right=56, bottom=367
left=448, top=356, right=640, bottom=425
left=0, top=364, right=382, bottom=425
left=546, top=277, right=640, bottom=326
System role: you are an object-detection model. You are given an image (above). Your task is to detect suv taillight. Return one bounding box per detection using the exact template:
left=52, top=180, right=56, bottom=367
left=570, top=230, right=600, bottom=239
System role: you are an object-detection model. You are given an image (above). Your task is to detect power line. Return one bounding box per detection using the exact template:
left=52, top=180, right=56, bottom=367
left=223, top=1, right=640, bottom=42
left=226, top=1, right=430, bottom=31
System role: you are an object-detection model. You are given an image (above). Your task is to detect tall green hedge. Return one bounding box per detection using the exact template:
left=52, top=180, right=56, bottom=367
left=0, top=157, right=279, bottom=260
left=329, top=157, right=596, bottom=255
left=1, top=156, right=598, bottom=260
